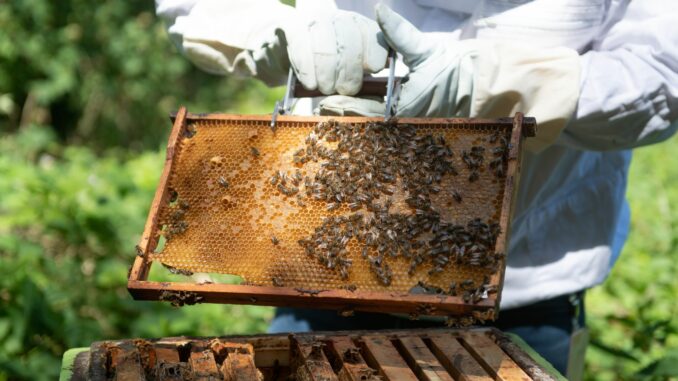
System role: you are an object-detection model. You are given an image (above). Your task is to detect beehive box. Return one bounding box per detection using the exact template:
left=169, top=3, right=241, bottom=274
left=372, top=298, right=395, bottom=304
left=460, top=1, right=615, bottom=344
left=66, top=328, right=559, bottom=381
left=128, top=107, right=536, bottom=321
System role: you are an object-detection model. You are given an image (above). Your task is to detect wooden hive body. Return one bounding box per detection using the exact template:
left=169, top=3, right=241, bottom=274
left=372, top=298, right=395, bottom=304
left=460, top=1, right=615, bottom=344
left=70, top=328, right=557, bottom=381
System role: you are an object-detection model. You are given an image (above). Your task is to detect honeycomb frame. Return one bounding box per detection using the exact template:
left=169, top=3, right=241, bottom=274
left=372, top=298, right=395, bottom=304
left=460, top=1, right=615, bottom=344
left=128, top=107, right=536, bottom=319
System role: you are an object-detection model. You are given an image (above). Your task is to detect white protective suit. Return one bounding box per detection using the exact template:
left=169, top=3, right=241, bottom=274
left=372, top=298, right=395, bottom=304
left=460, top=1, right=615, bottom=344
left=156, top=0, right=678, bottom=309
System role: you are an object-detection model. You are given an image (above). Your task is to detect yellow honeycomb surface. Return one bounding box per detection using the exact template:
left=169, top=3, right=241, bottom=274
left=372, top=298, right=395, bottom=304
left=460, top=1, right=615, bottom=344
left=149, top=118, right=511, bottom=294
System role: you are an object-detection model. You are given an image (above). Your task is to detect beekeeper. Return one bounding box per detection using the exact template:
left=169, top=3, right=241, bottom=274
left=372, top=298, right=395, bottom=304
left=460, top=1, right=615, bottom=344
left=156, top=0, right=678, bottom=375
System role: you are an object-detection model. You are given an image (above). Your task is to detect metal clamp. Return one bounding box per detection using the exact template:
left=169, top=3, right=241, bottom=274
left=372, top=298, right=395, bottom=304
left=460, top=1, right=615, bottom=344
left=270, top=68, right=296, bottom=131
left=271, top=48, right=399, bottom=128
left=384, top=48, right=397, bottom=121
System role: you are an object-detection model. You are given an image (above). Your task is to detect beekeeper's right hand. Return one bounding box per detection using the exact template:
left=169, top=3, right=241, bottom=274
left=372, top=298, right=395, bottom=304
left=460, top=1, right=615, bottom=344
left=156, top=0, right=389, bottom=96
left=319, top=3, right=581, bottom=153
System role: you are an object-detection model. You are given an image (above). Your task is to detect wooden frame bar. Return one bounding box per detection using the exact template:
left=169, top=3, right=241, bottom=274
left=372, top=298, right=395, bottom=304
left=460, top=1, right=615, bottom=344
left=128, top=108, right=536, bottom=318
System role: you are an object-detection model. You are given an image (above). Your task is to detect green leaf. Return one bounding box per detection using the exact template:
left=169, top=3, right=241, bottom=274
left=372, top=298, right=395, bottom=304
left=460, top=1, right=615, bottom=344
left=636, top=349, right=678, bottom=378
left=589, top=339, right=640, bottom=363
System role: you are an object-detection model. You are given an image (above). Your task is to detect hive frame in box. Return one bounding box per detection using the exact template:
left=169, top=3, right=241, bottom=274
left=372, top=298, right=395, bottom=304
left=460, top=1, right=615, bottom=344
left=128, top=107, right=536, bottom=319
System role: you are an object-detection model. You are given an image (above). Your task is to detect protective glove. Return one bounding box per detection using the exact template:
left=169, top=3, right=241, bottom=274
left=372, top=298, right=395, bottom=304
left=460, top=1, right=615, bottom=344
left=169, top=1, right=388, bottom=95
left=319, top=4, right=581, bottom=152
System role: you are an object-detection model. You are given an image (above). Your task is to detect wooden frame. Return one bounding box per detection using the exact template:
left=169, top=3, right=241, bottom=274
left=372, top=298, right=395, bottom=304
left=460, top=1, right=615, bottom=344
left=128, top=107, right=536, bottom=318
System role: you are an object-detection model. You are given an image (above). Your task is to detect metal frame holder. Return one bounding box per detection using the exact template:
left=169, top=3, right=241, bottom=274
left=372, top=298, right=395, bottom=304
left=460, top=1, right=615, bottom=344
left=271, top=48, right=399, bottom=129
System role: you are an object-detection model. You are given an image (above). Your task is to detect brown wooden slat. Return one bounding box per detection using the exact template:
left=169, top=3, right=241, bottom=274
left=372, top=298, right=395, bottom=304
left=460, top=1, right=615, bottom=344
left=210, top=342, right=262, bottom=381
left=490, top=329, right=559, bottom=381
left=154, top=346, right=189, bottom=381
left=110, top=344, right=145, bottom=381
left=361, top=336, right=419, bottom=381
left=155, top=346, right=181, bottom=363
left=190, top=348, right=221, bottom=380
left=427, top=335, right=492, bottom=381
left=88, top=342, right=111, bottom=381
left=128, top=280, right=490, bottom=316
left=490, top=112, right=526, bottom=310
left=329, top=337, right=380, bottom=381
left=69, top=350, right=91, bottom=381
left=129, top=106, right=188, bottom=282
left=133, top=339, right=157, bottom=377
left=398, top=336, right=455, bottom=381
left=460, top=332, right=531, bottom=381
left=221, top=352, right=262, bottom=381
left=211, top=341, right=254, bottom=359
left=290, top=336, right=338, bottom=381
left=253, top=345, right=290, bottom=368
left=178, top=112, right=536, bottom=132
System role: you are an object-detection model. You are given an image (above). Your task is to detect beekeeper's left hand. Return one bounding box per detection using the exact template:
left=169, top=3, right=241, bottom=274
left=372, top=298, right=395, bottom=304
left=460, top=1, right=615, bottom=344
left=158, top=0, right=388, bottom=96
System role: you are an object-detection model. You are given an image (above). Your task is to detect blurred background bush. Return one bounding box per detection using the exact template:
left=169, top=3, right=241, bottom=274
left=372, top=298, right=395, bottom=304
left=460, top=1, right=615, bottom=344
left=0, top=1, right=675, bottom=380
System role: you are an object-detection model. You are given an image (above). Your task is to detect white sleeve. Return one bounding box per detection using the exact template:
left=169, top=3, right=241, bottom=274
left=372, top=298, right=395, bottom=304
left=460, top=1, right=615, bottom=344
left=155, top=0, right=198, bottom=26
left=557, top=0, right=678, bottom=151
left=155, top=0, right=198, bottom=48
left=155, top=0, right=296, bottom=84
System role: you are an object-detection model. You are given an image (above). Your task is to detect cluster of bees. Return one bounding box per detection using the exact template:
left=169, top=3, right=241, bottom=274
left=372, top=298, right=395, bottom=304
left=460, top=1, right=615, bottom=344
left=443, top=308, right=497, bottom=327
left=488, top=131, right=511, bottom=178
left=268, top=119, right=505, bottom=288
left=159, top=290, right=204, bottom=308
left=297, top=211, right=502, bottom=288
left=461, top=135, right=511, bottom=181
left=291, top=119, right=458, bottom=211
left=269, top=169, right=304, bottom=201
left=462, top=146, right=485, bottom=182
left=163, top=190, right=190, bottom=241
left=416, top=275, right=499, bottom=304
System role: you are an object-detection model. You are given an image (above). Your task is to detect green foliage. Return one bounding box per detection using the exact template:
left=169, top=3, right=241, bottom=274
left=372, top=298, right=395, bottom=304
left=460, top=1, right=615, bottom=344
left=0, top=2, right=285, bottom=379
left=636, top=349, right=678, bottom=380
left=585, top=139, right=678, bottom=381
left=0, top=1, right=283, bottom=150
left=0, top=126, right=274, bottom=381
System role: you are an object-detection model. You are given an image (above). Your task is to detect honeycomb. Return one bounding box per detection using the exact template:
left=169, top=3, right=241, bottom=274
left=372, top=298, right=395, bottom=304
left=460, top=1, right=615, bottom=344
left=149, top=116, right=512, bottom=295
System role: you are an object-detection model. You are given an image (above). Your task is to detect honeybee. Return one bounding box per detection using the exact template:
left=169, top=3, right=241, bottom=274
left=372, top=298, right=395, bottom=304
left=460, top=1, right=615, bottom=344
left=217, top=176, right=229, bottom=188
left=453, top=190, right=462, bottom=203
left=269, top=172, right=279, bottom=186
